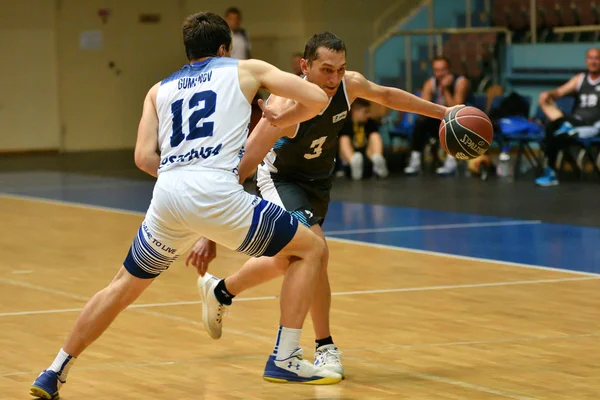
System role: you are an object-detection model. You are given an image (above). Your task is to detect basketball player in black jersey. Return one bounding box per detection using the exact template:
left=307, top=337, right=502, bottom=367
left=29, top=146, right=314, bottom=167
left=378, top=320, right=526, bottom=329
left=536, top=48, right=600, bottom=186
left=190, top=32, right=461, bottom=381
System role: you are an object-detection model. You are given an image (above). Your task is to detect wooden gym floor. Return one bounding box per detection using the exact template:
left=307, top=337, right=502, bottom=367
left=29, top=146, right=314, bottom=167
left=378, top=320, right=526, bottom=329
left=1, top=190, right=599, bottom=399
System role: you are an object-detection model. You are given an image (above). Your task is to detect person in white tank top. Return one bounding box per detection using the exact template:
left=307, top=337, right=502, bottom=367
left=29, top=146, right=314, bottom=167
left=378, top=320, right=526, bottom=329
left=30, top=12, right=341, bottom=399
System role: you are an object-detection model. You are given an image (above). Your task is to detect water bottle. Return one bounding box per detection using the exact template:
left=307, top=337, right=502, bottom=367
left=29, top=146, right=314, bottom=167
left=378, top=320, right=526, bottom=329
left=496, top=148, right=513, bottom=181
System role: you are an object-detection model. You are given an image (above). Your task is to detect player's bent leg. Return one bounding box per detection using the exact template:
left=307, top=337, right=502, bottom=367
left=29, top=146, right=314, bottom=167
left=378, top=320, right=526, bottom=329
left=30, top=267, right=156, bottom=400
left=540, top=100, right=565, bottom=122
left=198, top=256, right=289, bottom=339
left=262, top=223, right=340, bottom=385
left=31, top=221, right=180, bottom=400
left=227, top=257, right=289, bottom=296
left=197, top=198, right=299, bottom=340
left=306, top=224, right=344, bottom=377
left=195, top=196, right=339, bottom=384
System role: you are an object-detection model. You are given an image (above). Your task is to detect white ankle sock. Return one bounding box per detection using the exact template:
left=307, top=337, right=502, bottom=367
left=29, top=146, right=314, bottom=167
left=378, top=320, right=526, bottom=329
left=273, top=326, right=302, bottom=360
left=48, top=348, right=76, bottom=382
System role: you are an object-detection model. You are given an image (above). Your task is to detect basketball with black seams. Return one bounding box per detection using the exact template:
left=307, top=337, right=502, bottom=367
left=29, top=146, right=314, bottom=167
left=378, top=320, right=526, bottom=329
left=439, top=106, right=494, bottom=160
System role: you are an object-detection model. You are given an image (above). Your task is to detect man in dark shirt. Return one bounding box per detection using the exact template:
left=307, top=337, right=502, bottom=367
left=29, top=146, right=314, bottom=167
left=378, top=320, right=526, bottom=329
left=536, top=48, right=600, bottom=186
left=404, top=56, right=470, bottom=175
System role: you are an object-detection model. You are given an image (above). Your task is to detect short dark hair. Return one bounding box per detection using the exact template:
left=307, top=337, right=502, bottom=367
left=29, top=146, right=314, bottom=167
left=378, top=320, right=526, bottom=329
left=291, top=52, right=303, bottom=58
left=182, top=12, right=232, bottom=60
left=432, top=56, right=451, bottom=66
left=225, top=7, right=241, bottom=17
left=303, top=32, right=346, bottom=64
left=352, top=98, right=370, bottom=109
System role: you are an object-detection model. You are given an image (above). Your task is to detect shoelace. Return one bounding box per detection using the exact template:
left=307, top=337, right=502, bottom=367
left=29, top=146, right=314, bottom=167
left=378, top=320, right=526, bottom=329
left=319, top=348, right=342, bottom=364
left=215, top=303, right=227, bottom=324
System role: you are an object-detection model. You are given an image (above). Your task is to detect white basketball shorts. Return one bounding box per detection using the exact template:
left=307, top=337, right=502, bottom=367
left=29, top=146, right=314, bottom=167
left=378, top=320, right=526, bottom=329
left=123, top=169, right=298, bottom=279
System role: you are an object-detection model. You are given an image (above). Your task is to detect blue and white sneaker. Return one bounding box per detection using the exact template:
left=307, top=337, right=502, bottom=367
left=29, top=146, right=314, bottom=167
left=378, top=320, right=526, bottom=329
left=30, top=370, right=62, bottom=399
left=314, top=344, right=344, bottom=378
left=554, top=121, right=573, bottom=136
left=535, top=167, right=559, bottom=186
left=263, top=348, right=342, bottom=385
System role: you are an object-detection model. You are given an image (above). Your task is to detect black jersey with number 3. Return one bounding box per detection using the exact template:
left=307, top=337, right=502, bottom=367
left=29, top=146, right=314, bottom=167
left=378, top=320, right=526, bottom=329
left=263, top=78, right=351, bottom=181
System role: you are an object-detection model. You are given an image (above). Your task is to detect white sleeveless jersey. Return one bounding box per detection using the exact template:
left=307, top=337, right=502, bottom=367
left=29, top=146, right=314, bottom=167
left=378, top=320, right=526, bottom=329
left=155, top=58, right=251, bottom=175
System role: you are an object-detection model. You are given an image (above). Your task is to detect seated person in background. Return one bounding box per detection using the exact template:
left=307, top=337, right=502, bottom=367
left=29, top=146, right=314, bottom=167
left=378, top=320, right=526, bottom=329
left=536, top=47, right=600, bottom=186
left=338, top=98, right=388, bottom=180
left=404, top=56, right=470, bottom=175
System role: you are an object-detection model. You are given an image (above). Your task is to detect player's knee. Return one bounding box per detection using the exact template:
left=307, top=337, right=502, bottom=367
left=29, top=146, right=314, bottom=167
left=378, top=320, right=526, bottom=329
left=306, top=232, right=327, bottom=266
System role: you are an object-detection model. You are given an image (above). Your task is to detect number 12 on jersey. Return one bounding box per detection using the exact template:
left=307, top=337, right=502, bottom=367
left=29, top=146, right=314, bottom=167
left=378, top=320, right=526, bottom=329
left=170, top=90, right=217, bottom=148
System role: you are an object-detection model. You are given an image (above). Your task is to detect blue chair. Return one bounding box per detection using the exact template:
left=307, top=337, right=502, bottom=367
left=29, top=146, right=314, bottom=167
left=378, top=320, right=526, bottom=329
left=488, top=94, right=505, bottom=115
left=472, top=93, right=488, bottom=112
left=491, top=94, right=543, bottom=178
left=388, top=91, right=421, bottom=138
left=389, top=111, right=418, bottom=138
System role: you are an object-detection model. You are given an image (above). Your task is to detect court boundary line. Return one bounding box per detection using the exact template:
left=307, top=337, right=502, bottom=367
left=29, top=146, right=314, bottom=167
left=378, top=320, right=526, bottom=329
left=324, top=219, right=542, bottom=235
left=1, top=193, right=598, bottom=277
left=0, top=275, right=597, bottom=318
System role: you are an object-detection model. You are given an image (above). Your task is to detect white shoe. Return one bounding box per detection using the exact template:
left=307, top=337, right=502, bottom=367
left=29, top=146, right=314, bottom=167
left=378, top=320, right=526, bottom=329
left=197, top=273, right=226, bottom=339
left=314, top=344, right=344, bottom=377
left=350, top=152, right=364, bottom=180
left=436, top=156, right=457, bottom=175
left=371, top=154, right=389, bottom=178
left=404, top=151, right=421, bottom=175
left=264, top=348, right=342, bottom=385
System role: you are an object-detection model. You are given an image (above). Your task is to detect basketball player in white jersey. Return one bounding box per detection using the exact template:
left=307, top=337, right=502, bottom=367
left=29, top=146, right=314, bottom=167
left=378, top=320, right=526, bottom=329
left=190, top=32, right=460, bottom=380
left=30, top=12, right=341, bottom=399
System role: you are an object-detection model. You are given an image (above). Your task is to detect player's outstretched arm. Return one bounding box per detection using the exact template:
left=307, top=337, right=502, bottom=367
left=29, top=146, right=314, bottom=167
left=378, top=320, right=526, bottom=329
left=345, top=71, right=453, bottom=120
left=134, top=83, right=161, bottom=178
left=241, top=59, right=328, bottom=127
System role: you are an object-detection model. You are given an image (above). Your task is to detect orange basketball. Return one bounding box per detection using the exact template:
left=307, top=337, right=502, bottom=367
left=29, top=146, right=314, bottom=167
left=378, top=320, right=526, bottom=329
left=439, top=106, right=494, bottom=160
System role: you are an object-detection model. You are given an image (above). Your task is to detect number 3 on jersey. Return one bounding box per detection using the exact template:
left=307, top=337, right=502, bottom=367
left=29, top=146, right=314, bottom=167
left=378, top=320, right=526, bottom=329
left=170, top=90, right=216, bottom=148
left=304, top=136, right=327, bottom=159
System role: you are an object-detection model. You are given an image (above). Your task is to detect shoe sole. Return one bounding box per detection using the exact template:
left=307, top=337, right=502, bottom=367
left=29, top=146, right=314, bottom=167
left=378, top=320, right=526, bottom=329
left=263, top=375, right=342, bottom=385
left=30, top=386, right=58, bottom=399
left=536, top=181, right=559, bottom=187
left=323, top=366, right=345, bottom=379
left=197, top=277, right=222, bottom=340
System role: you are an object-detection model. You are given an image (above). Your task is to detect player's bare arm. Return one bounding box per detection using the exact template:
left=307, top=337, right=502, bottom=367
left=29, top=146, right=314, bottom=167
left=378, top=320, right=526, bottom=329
left=134, top=82, right=161, bottom=178
left=344, top=71, right=453, bottom=120
left=237, top=95, right=297, bottom=183
left=238, top=59, right=328, bottom=127
left=540, top=73, right=581, bottom=104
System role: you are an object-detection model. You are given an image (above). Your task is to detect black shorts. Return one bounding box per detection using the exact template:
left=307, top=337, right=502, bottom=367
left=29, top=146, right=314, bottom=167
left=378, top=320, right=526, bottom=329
left=256, top=170, right=332, bottom=228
